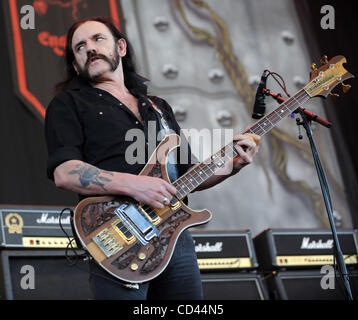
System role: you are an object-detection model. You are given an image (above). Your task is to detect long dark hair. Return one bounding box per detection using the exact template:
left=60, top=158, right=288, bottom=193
left=56, top=17, right=145, bottom=92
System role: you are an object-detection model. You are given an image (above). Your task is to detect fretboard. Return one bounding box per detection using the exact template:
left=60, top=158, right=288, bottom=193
left=173, top=88, right=310, bottom=200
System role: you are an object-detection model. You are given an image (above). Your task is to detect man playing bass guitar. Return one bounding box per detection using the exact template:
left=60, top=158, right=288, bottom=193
left=45, top=17, right=260, bottom=300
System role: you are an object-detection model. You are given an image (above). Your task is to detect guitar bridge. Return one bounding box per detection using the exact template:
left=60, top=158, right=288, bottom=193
left=92, top=227, right=124, bottom=258
left=92, top=218, right=136, bottom=258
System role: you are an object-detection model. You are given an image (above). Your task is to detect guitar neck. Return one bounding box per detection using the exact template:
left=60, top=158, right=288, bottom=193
left=173, top=88, right=310, bottom=200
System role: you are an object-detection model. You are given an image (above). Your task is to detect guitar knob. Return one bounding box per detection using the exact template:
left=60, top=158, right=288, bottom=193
left=130, top=263, right=138, bottom=271
left=311, top=63, right=317, bottom=71
left=138, top=252, right=146, bottom=260
left=320, top=55, right=328, bottom=65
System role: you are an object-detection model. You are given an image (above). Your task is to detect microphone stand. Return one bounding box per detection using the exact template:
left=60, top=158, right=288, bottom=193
left=265, top=88, right=354, bottom=300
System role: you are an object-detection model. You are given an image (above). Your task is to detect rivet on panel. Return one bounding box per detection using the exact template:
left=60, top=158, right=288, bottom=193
left=162, top=64, right=179, bottom=79
left=153, top=16, right=169, bottom=31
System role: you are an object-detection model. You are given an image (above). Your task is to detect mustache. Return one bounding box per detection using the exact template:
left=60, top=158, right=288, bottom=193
left=85, top=52, right=111, bottom=67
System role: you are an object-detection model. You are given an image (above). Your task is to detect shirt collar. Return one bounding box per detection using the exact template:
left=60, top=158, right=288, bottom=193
left=64, top=72, right=149, bottom=96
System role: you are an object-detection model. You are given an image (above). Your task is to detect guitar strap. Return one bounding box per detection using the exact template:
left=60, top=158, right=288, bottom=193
left=149, top=99, right=179, bottom=183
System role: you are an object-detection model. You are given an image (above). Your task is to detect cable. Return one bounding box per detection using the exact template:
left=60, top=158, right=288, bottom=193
left=58, top=207, right=139, bottom=290
left=58, top=208, right=86, bottom=266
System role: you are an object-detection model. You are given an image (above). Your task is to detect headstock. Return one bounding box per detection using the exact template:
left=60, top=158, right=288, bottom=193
left=305, top=55, right=354, bottom=98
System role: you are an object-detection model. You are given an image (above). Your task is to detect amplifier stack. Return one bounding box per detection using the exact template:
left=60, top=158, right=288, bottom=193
left=191, top=230, right=268, bottom=300
left=253, top=228, right=358, bottom=299
left=1, top=205, right=358, bottom=300
left=0, top=206, right=91, bottom=300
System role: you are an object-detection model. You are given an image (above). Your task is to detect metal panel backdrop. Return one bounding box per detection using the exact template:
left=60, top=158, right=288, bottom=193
left=121, top=0, right=353, bottom=235
left=0, top=0, right=356, bottom=236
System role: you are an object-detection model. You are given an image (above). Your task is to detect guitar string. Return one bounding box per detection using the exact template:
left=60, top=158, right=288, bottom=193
left=140, top=87, right=313, bottom=217
left=172, top=88, right=310, bottom=199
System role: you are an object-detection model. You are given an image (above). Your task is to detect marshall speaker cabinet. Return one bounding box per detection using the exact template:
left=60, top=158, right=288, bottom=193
left=201, top=272, right=269, bottom=300
left=253, top=228, right=358, bottom=300
left=253, top=228, right=358, bottom=271
left=0, top=206, right=91, bottom=300
left=191, top=230, right=268, bottom=300
left=264, top=270, right=358, bottom=300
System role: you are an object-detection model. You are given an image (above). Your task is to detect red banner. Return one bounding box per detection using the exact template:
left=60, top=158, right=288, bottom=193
left=5, top=0, right=122, bottom=121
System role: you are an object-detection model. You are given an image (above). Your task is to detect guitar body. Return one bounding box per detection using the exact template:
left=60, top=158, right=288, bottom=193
left=73, top=134, right=212, bottom=283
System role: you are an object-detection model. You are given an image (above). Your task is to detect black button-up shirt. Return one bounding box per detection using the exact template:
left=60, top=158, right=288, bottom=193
left=44, top=77, right=194, bottom=186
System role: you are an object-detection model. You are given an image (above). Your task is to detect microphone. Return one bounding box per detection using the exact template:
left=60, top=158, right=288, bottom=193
left=252, top=70, right=270, bottom=119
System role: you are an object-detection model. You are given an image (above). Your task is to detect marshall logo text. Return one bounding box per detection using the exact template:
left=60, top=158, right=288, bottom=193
left=195, top=241, right=223, bottom=253
left=300, top=237, right=334, bottom=250
left=36, top=213, right=70, bottom=225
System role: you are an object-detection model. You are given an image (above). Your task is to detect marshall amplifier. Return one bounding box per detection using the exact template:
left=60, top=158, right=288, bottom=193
left=253, top=228, right=358, bottom=271
left=0, top=206, right=76, bottom=249
left=0, top=206, right=91, bottom=299
left=190, top=230, right=258, bottom=271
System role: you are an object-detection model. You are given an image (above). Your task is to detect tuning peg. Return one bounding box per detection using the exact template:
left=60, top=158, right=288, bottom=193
left=311, top=63, right=317, bottom=71
left=320, top=55, right=328, bottom=65
left=341, top=82, right=351, bottom=94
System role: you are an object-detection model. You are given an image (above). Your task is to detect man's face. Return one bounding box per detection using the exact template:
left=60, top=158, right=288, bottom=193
left=71, top=21, right=126, bottom=82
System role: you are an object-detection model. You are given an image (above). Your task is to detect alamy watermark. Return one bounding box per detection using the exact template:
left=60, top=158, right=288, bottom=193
left=124, top=121, right=236, bottom=174
left=320, top=265, right=335, bottom=290
left=321, top=5, right=335, bottom=30
left=20, top=5, right=35, bottom=30
left=20, top=265, right=35, bottom=290
left=19, top=4, right=336, bottom=31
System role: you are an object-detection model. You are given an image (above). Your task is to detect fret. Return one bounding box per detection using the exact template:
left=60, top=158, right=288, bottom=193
left=267, top=112, right=280, bottom=124
left=197, top=166, right=209, bottom=179
left=205, top=163, right=216, bottom=175
left=257, top=121, right=269, bottom=133
left=279, top=105, right=291, bottom=117
left=274, top=108, right=284, bottom=119
left=224, top=143, right=237, bottom=160
left=187, top=170, right=200, bottom=186
left=193, top=168, right=206, bottom=183
left=180, top=175, right=192, bottom=190
left=185, top=172, right=197, bottom=189
left=250, top=124, right=265, bottom=136
left=172, top=89, right=310, bottom=200
left=265, top=116, right=275, bottom=127
left=173, top=178, right=190, bottom=198
left=211, top=154, right=225, bottom=168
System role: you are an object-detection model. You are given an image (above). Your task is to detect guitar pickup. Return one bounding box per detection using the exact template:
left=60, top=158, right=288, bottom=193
left=138, top=205, right=161, bottom=225
left=113, top=219, right=135, bottom=244
left=115, top=203, right=160, bottom=245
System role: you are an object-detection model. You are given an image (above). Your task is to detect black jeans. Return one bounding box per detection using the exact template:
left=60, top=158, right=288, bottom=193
left=88, top=230, right=203, bottom=300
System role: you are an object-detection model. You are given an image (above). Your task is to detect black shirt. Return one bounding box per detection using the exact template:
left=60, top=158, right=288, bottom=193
left=45, top=76, right=195, bottom=188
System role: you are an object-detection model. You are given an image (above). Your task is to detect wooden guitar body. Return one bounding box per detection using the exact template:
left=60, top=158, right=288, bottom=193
left=73, top=134, right=212, bottom=283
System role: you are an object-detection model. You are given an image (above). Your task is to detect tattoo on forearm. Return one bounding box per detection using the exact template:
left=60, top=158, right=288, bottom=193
left=69, top=164, right=114, bottom=191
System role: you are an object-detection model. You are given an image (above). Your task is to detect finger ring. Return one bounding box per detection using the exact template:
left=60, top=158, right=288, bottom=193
left=162, top=197, right=169, bottom=204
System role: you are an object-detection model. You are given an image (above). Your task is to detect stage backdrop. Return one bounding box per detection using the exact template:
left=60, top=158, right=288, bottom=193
left=119, top=0, right=356, bottom=235
left=0, top=0, right=357, bottom=235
